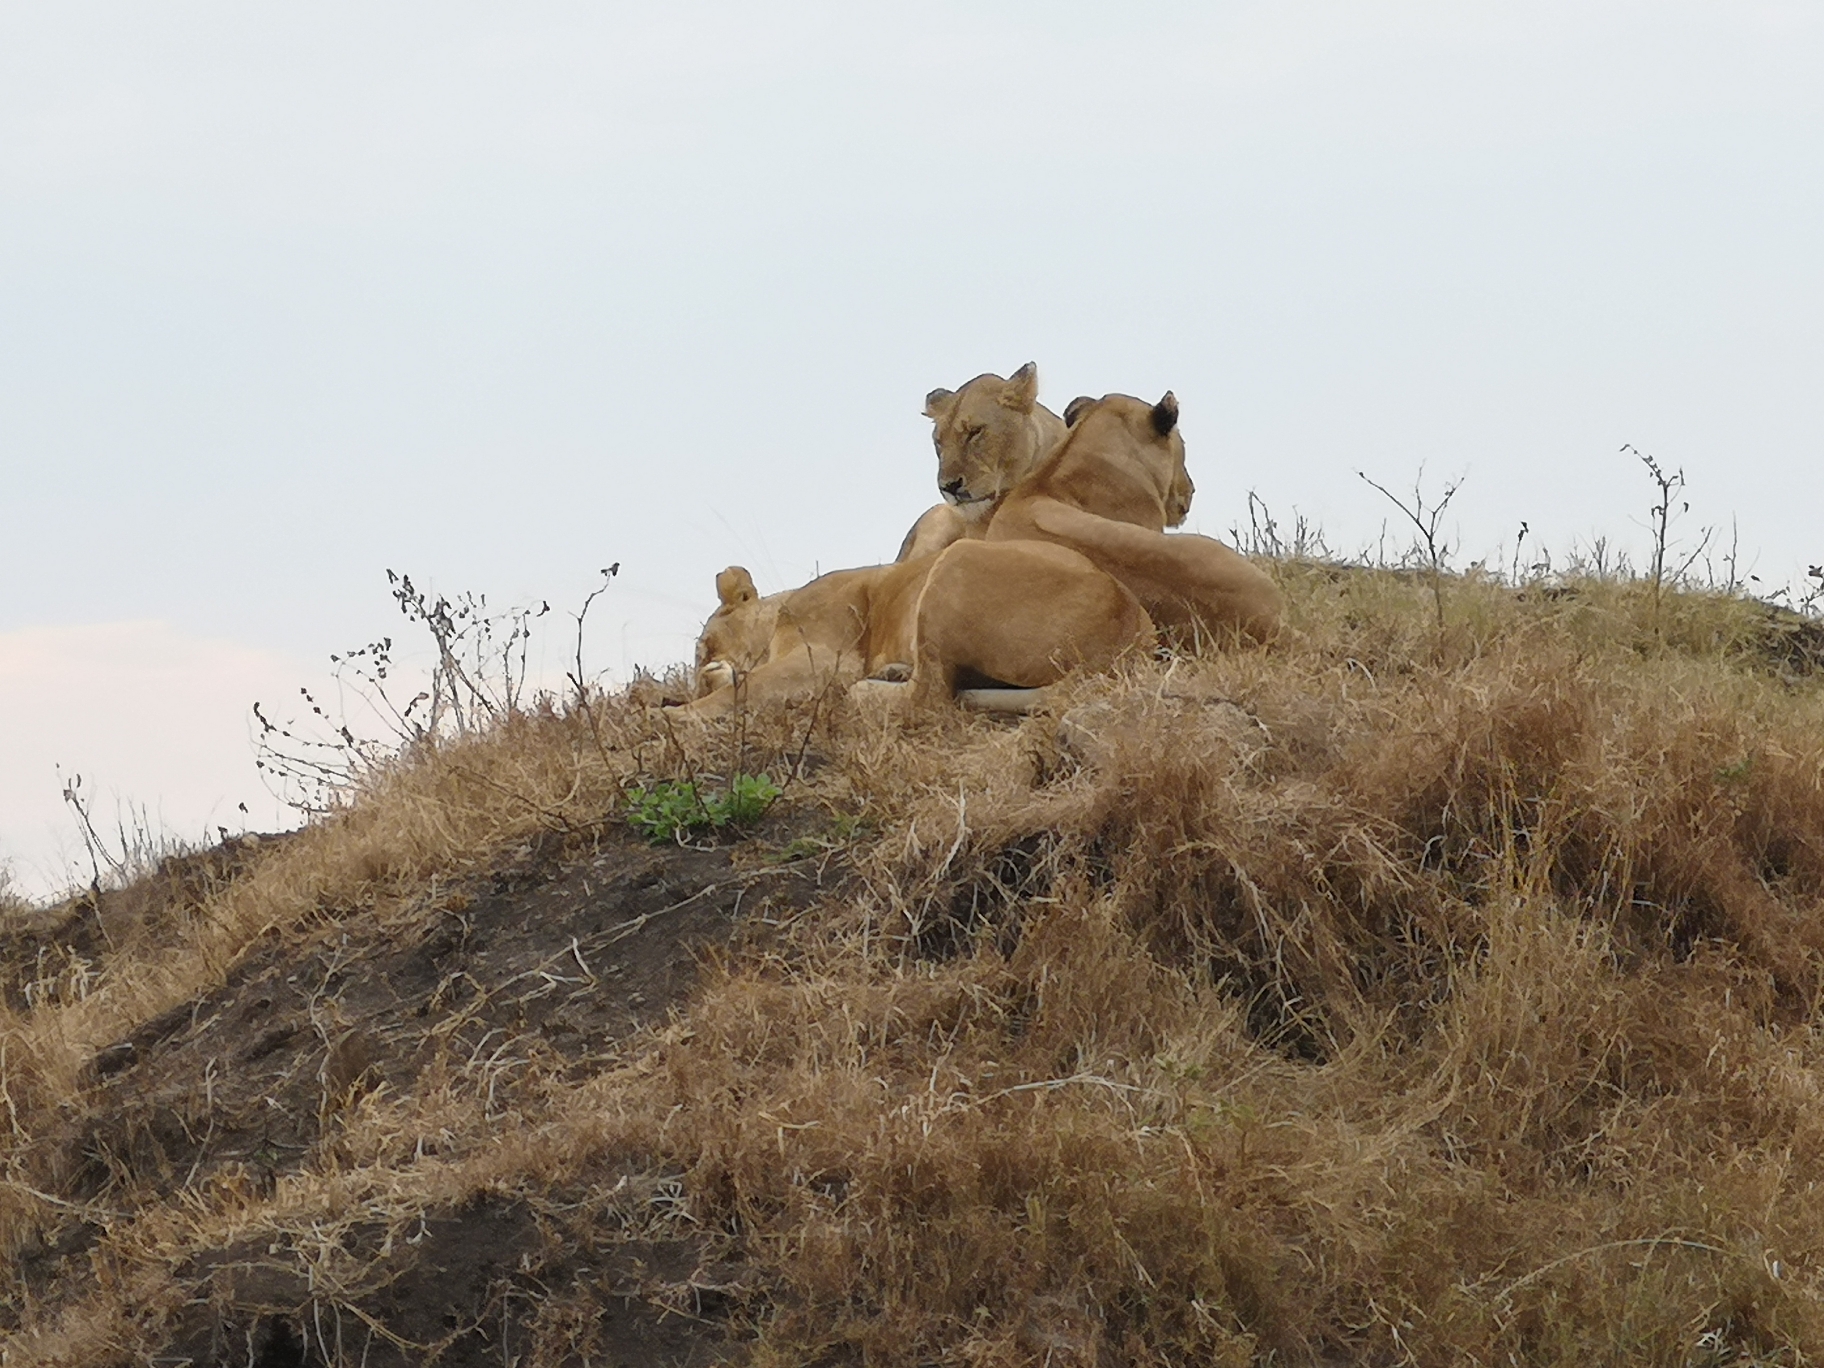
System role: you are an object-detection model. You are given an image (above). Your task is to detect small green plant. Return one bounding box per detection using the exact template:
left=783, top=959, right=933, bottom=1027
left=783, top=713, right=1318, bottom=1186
left=721, top=772, right=780, bottom=825
left=766, top=812, right=872, bottom=864
left=1716, top=755, right=1755, bottom=784
left=625, top=773, right=781, bottom=844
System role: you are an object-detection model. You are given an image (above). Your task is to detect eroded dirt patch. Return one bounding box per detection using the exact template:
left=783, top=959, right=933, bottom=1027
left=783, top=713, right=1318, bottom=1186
left=172, top=1191, right=749, bottom=1368
left=8, top=820, right=829, bottom=1361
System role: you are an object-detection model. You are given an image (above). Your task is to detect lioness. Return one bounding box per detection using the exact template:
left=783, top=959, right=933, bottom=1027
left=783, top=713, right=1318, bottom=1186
left=692, top=567, right=781, bottom=696
left=681, top=558, right=931, bottom=718
left=986, top=391, right=1282, bottom=645
left=908, top=540, right=1154, bottom=708
left=683, top=540, right=1154, bottom=717
left=895, top=363, right=1069, bottom=562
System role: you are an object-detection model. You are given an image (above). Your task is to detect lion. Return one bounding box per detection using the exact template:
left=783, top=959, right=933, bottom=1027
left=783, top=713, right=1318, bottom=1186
left=681, top=557, right=932, bottom=718
left=692, top=567, right=782, bottom=697
left=907, top=540, right=1155, bottom=708
left=683, top=540, right=1154, bottom=718
left=895, top=363, right=1069, bottom=562
left=680, top=383, right=1269, bottom=718
left=985, top=391, right=1282, bottom=645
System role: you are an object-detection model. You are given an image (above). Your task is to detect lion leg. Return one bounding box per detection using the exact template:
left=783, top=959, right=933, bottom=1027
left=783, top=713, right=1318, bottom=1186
left=861, top=556, right=939, bottom=680
left=1170, top=541, right=1282, bottom=646
left=1137, top=537, right=1282, bottom=647
left=847, top=677, right=914, bottom=722
left=895, top=503, right=973, bottom=563
left=908, top=636, right=959, bottom=710
left=957, top=686, right=1052, bottom=714
left=674, top=684, right=736, bottom=719
left=910, top=540, right=1155, bottom=707
left=1021, top=500, right=1282, bottom=646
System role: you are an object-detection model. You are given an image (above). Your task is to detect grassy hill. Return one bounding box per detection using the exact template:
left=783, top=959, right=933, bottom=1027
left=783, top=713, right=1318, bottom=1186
left=4, top=562, right=1824, bottom=1366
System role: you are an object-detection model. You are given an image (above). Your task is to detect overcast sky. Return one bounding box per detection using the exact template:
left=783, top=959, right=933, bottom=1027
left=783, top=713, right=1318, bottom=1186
left=3, top=1, right=1821, bottom=895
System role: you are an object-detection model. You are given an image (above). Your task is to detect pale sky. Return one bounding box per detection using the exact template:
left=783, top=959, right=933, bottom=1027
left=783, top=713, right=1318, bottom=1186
left=3, top=2, right=1821, bottom=896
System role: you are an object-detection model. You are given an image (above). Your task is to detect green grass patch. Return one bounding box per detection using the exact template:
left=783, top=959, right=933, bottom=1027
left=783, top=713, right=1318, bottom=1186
left=624, top=772, right=781, bottom=844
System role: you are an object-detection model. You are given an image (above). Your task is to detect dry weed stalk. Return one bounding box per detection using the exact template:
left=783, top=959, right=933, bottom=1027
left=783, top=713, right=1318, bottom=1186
left=1358, top=466, right=1462, bottom=634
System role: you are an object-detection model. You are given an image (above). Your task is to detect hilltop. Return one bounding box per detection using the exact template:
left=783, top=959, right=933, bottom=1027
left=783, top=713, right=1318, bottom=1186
left=4, top=563, right=1824, bottom=1366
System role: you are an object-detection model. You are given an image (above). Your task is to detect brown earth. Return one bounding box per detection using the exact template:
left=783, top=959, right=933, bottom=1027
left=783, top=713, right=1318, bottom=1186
left=5, top=819, right=826, bottom=1367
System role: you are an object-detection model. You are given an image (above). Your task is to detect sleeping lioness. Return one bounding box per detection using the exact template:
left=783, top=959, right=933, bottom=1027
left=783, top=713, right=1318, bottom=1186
left=692, top=567, right=781, bottom=697
left=986, top=391, right=1282, bottom=645
left=895, top=363, right=1069, bottom=562
left=681, top=544, right=1153, bottom=718
left=681, top=557, right=930, bottom=718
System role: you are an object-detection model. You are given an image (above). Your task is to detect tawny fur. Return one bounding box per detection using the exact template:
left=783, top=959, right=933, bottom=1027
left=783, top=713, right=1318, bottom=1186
left=682, top=542, right=1152, bottom=718
left=682, top=558, right=933, bottom=718
left=895, top=363, right=1068, bottom=562
left=908, top=540, right=1156, bottom=708
left=684, top=383, right=1274, bottom=717
left=986, top=392, right=1283, bottom=646
left=692, top=567, right=783, bottom=697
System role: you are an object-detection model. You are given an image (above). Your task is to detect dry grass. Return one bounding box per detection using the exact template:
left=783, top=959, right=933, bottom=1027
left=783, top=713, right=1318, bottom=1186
left=6, top=566, right=1824, bottom=1365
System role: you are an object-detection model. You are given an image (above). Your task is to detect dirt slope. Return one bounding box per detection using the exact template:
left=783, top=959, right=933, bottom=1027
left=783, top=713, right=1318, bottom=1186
left=7, top=569, right=1824, bottom=1367
left=6, top=820, right=823, bottom=1366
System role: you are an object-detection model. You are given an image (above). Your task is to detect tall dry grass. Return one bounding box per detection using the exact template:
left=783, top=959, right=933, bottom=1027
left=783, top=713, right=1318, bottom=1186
left=620, top=582, right=1824, bottom=1365
left=6, top=566, right=1824, bottom=1365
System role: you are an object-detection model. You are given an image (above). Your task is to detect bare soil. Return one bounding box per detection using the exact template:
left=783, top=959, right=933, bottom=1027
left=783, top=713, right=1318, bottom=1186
left=6, top=820, right=828, bottom=1366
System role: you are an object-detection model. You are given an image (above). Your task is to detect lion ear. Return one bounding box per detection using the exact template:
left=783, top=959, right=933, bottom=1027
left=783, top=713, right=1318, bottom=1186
left=999, top=362, right=1039, bottom=413
left=1063, top=395, right=1096, bottom=428
left=715, top=566, right=757, bottom=607
left=1150, top=391, right=1179, bottom=437
left=924, top=387, right=957, bottom=420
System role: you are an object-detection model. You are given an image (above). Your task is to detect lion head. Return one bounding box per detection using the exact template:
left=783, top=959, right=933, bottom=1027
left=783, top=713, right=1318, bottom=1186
left=1059, top=391, right=1194, bottom=529
left=693, top=567, right=780, bottom=697
left=923, top=362, right=1066, bottom=519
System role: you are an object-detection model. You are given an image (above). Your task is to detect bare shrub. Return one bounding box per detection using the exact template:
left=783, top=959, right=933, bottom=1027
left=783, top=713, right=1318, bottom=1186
left=253, top=568, right=560, bottom=814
